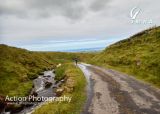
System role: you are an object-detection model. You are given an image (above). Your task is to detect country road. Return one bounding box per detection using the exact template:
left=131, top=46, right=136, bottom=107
left=78, top=63, right=160, bottom=114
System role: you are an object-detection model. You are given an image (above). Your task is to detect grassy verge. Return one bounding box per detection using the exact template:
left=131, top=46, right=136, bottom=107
left=33, top=63, right=86, bottom=114
left=54, top=65, right=66, bottom=81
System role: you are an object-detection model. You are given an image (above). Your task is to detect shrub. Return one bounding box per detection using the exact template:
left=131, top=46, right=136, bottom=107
left=55, top=65, right=66, bottom=81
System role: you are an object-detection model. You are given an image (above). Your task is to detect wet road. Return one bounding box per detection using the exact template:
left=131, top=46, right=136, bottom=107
left=78, top=63, right=160, bottom=114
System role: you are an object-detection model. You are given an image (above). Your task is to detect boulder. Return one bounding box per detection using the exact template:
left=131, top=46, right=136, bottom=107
left=56, top=88, right=64, bottom=96
left=31, top=91, right=38, bottom=97
left=5, top=103, right=24, bottom=113
left=45, top=81, right=52, bottom=88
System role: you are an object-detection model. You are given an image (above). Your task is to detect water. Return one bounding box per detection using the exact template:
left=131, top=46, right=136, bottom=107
left=78, top=63, right=94, bottom=114
left=2, top=70, right=59, bottom=114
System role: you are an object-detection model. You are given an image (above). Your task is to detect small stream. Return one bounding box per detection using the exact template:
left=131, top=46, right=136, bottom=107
left=3, top=70, right=62, bottom=114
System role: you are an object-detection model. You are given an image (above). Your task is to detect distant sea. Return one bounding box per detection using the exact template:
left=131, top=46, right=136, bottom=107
left=60, top=47, right=105, bottom=52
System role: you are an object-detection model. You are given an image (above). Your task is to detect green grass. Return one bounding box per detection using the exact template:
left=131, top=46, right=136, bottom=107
left=0, top=44, right=92, bottom=97
left=0, top=44, right=90, bottom=114
left=89, top=26, right=160, bottom=87
left=0, top=46, right=69, bottom=96
left=55, top=65, right=66, bottom=81
left=0, top=45, right=56, bottom=96
left=33, top=63, right=86, bottom=114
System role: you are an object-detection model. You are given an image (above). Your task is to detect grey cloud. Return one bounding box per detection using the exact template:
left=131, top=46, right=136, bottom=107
left=29, top=0, right=86, bottom=19
left=0, top=0, right=86, bottom=20
left=89, top=0, right=111, bottom=12
left=0, top=4, right=25, bottom=17
left=0, top=0, right=160, bottom=45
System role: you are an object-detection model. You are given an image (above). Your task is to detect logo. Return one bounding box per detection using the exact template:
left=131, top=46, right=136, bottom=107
left=130, top=7, right=153, bottom=24
left=130, top=7, right=141, bottom=20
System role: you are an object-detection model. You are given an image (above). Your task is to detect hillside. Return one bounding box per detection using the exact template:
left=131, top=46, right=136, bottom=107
left=90, top=26, right=160, bottom=87
left=0, top=45, right=54, bottom=96
left=0, top=44, right=94, bottom=96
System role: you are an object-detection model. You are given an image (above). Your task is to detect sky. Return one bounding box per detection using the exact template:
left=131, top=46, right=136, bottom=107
left=0, top=0, right=160, bottom=51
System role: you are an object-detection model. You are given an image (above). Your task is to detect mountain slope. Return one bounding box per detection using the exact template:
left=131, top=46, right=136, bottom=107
left=90, top=26, right=160, bottom=87
left=0, top=44, right=56, bottom=96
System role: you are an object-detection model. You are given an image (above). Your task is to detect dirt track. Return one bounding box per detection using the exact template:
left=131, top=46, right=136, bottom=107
left=78, top=63, right=160, bottom=114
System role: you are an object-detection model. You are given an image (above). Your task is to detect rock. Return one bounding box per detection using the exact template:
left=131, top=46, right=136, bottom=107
left=66, top=78, right=75, bottom=88
left=45, top=81, right=52, bottom=88
left=31, top=91, right=38, bottom=97
left=43, top=75, right=51, bottom=78
left=0, top=95, right=6, bottom=113
left=25, top=103, right=34, bottom=107
left=56, top=88, right=64, bottom=96
left=60, top=79, right=65, bottom=82
left=5, top=103, right=24, bottom=113
left=32, top=84, right=35, bottom=88
left=52, top=70, right=55, bottom=73
left=56, top=63, right=62, bottom=68
left=39, top=72, right=44, bottom=75
left=46, top=75, right=51, bottom=77
left=52, top=86, right=57, bottom=93
left=52, top=85, right=58, bottom=89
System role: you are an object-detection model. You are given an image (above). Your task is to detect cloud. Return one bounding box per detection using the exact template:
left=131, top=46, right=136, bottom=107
left=0, top=0, right=86, bottom=20
left=0, top=0, right=160, bottom=50
left=0, top=0, right=27, bottom=18
left=89, top=0, right=111, bottom=12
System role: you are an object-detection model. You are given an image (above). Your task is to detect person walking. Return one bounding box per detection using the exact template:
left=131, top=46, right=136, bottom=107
left=74, top=58, right=78, bottom=65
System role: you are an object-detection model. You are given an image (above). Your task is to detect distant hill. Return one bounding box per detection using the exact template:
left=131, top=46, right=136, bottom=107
left=61, top=47, right=104, bottom=52
left=90, top=26, right=160, bottom=87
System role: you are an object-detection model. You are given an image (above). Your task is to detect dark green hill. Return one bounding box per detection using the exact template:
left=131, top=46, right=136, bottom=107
left=90, top=26, right=160, bottom=87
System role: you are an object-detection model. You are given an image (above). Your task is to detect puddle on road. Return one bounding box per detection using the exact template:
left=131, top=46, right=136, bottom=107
left=78, top=63, right=94, bottom=114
